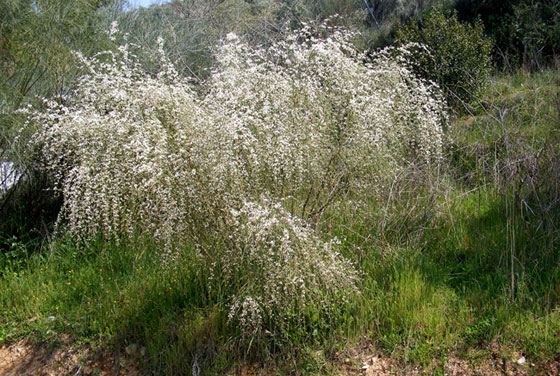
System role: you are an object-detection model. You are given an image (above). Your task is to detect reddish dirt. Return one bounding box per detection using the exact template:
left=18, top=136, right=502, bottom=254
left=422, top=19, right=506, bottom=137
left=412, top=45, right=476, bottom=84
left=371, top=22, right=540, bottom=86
left=0, top=337, right=143, bottom=376
left=331, top=341, right=419, bottom=375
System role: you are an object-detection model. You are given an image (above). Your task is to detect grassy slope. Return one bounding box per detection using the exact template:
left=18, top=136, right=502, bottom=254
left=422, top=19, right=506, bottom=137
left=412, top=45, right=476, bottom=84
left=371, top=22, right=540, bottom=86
left=1, top=70, right=559, bottom=375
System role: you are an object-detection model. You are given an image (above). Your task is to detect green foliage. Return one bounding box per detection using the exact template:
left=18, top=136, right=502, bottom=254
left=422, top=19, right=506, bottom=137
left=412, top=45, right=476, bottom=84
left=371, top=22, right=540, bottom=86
left=365, top=0, right=443, bottom=25
left=0, top=0, right=103, bottom=105
left=451, top=70, right=560, bottom=226
left=279, top=0, right=362, bottom=20
left=2, top=200, right=559, bottom=373
left=454, top=0, right=560, bottom=70
left=0, top=0, right=114, bottom=169
left=0, top=236, right=30, bottom=274
left=395, top=7, right=493, bottom=108
left=101, top=0, right=289, bottom=80
left=0, top=171, right=61, bottom=271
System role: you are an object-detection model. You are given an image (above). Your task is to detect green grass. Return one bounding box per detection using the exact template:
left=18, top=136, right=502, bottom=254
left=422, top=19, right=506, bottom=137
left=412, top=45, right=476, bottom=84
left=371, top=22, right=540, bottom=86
left=0, top=237, right=234, bottom=374
left=1, top=192, right=559, bottom=373
left=1, top=69, right=560, bottom=374
left=333, top=186, right=560, bottom=368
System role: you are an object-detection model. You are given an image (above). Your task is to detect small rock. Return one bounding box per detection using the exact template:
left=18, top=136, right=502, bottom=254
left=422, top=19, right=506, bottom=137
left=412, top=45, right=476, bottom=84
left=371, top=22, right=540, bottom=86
left=361, top=364, right=369, bottom=372
left=47, top=316, right=56, bottom=321
left=517, top=356, right=526, bottom=365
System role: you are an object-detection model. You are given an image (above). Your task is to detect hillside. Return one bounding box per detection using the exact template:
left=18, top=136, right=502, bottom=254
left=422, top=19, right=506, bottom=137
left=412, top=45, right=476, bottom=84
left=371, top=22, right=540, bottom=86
left=1, top=1, right=559, bottom=375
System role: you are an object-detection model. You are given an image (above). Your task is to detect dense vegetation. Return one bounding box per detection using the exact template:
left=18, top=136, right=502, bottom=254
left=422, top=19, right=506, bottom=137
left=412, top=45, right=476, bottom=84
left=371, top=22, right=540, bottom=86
left=1, top=0, right=559, bottom=375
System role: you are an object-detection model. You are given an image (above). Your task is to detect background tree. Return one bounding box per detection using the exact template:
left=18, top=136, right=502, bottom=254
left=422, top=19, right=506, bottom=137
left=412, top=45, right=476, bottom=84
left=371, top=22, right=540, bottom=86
left=0, top=0, right=114, bottom=165
left=395, top=7, right=493, bottom=109
left=454, top=0, right=559, bottom=70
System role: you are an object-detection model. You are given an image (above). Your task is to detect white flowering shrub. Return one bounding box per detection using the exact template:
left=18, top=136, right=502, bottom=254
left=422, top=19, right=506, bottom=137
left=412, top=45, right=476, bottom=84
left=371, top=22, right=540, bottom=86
left=28, top=41, right=208, bottom=246
left=28, top=26, right=446, bottom=344
left=222, top=198, right=359, bottom=343
left=205, top=28, right=446, bottom=221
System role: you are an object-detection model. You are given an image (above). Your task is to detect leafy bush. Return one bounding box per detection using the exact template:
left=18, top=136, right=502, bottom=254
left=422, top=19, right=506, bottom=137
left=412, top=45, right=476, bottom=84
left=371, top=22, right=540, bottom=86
left=395, top=7, right=493, bottom=108
left=454, top=0, right=560, bottom=71
left=25, top=25, right=446, bottom=346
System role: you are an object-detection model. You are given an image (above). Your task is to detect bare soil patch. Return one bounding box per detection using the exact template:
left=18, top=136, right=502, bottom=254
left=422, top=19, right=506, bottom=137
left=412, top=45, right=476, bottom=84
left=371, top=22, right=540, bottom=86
left=0, top=337, right=142, bottom=376
left=1, top=337, right=558, bottom=375
left=332, top=339, right=558, bottom=376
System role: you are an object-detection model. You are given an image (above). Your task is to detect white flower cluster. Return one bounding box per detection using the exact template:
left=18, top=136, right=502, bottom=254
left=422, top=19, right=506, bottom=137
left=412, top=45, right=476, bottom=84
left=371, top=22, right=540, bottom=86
left=29, top=43, right=202, bottom=244
left=205, top=28, right=446, bottom=221
left=224, top=198, right=359, bottom=341
left=28, top=26, right=446, bottom=341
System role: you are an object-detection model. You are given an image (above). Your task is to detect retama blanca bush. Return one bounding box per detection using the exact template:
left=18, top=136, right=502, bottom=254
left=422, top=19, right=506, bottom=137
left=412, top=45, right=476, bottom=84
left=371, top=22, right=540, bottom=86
left=24, top=24, right=447, bottom=344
